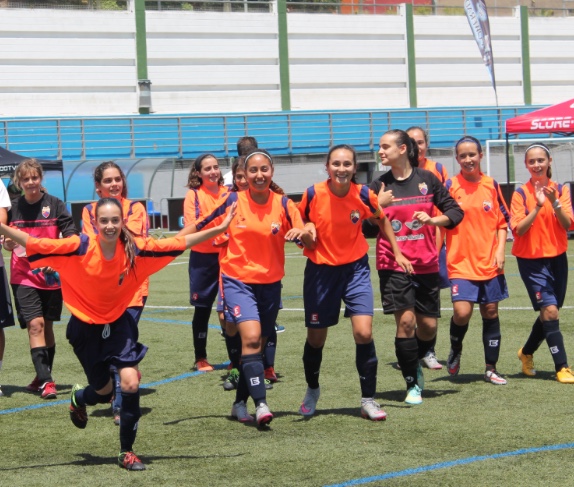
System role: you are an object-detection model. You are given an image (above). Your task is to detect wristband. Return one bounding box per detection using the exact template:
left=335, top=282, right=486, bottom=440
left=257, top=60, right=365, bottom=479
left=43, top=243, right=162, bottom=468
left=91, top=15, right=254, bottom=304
left=552, top=200, right=562, bottom=209
left=536, top=203, right=543, bottom=208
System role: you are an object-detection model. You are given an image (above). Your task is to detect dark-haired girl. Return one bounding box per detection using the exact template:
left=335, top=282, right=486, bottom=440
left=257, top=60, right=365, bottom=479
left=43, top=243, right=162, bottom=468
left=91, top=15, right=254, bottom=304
left=0, top=197, right=235, bottom=470
left=82, top=161, right=149, bottom=424
left=511, top=143, right=574, bottom=383
left=444, top=136, right=510, bottom=385
left=184, top=153, right=228, bottom=371
left=298, top=144, right=408, bottom=421
left=192, top=149, right=315, bottom=426
left=370, top=129, right=463, bottom=405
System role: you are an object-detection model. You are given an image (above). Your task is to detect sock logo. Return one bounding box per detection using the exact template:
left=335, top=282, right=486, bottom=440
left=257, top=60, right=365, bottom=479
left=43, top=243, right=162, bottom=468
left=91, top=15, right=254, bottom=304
left=102, top=323, right=111, bottom=339
left=198, top=332, right=207, bottom=339
left=489, top=340, right=499, bottom=347
left=550, top=346, right=559, bottom=354
left=250, top=377, right=261, bottom=386
left=405, top=375, right=415, bottom=384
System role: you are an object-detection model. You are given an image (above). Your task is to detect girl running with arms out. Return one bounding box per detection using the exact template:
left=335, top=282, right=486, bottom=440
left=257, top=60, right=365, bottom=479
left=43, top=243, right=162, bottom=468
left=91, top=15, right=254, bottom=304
left=0, top=197, right=235, bottom=470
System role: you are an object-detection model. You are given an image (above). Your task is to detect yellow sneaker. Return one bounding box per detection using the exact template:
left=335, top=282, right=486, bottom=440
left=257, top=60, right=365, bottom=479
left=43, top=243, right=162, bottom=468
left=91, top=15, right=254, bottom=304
left=556, top=367, right=574, bottom=384
left=517, top=348, right=536, bottom=377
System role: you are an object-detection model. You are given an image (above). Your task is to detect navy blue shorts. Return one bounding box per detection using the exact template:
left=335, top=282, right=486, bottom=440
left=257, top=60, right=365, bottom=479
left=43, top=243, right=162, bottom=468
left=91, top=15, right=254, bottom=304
left=12, top=284, right=62, bottom=329
left=304, top=254, right=374, bottom=328
left=0, top=266, right=14, bottom=329
left=450, top=275, right=509, bottom=304
left=66, top=312, right=148, bottom=390
left=517, top=253, right=568, bottom=311
left=188, top=250, right=220, bottom=307
left=126, top=296, right=147, bottom=326
left=221, top=274, right=281, bottom=338
left=378, top=270, right=440, bottom=317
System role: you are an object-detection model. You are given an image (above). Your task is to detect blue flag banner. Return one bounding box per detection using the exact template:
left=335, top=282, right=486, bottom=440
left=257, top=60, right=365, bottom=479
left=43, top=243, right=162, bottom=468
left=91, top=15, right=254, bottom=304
left=464, top=0, right=497, bottom=102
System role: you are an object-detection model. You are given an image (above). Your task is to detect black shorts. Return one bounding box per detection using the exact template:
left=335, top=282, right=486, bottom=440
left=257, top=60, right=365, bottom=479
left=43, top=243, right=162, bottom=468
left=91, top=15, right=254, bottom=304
left=11, top=284, right=63, bottom=329
left=378, top=270, right=441, bottom=317
left=0, top=266, right=15, bottom=329
left=66, top=312, right=148, bottom=390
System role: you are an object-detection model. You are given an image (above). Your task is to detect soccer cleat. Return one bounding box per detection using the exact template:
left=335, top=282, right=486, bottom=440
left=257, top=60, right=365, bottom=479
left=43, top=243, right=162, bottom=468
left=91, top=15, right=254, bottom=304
left=275, top=324, right=285, bottom=333
left=264, top=366, right=278, bottom=383
left=417, top=363, right=425, bottom=391
left=118, top=451, right=146, bottom=471
left=517, top=348, right=536, bottom=376
left=69, top=384, right=88, bottom=429
left=485, top=369, right=507, bottom=385
left=113, top=407, right=121, bottom=426
left=447, top=348, right=462, bottom=376
left=405, top=385, right=423, bottom=405
left=231, top=400, right=254, bottom=423
left=26, top=376, right=42, bottom=392
left=556, top=367, right=574, bottom=384
left=299, top=386, right=320, bottom=416
left=255, top=403, right=273, bottom=426
left=360, top=398, right=387, bottom=421
left=223, top=368, right=240, bottom=391
left=422, top=350, right=443, bottom=370
left=40, top=381, right=57, bottom=399
left=194, top=358, right=214, bottom=372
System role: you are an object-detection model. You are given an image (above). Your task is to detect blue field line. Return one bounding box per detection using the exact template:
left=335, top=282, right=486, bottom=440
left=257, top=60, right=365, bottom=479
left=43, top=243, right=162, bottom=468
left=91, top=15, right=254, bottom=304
left=0, top=361, right=230, bottom=416
left=324, top=442, right=574, bottom=486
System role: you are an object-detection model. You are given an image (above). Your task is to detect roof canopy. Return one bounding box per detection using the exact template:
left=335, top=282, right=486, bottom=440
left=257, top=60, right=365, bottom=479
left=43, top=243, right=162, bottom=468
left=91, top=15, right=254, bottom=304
left=0, top=146, right=63, bottom=178
left=505, top=99, right=574, bottom=135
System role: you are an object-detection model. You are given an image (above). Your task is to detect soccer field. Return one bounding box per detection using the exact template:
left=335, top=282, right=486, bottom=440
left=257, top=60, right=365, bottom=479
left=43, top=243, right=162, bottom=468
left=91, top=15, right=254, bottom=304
left=2, top=241, right=574, bottom=486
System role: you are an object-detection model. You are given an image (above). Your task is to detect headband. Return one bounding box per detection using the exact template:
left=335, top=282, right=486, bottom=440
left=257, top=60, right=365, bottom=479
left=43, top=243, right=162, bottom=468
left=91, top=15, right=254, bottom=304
left=525, top=144, right=551, bottom=158
left=455, top=136, right=482, bottom=153
left=244, top=151, right=273, bottom=165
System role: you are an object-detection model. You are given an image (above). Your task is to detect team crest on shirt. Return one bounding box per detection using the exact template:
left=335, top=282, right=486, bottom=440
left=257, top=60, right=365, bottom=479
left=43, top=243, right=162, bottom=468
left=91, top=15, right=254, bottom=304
left=350, top=210, right=360, bottom=224
left=42, top=206, right=51, bottom=218
left=391, top=220, right=402, bottom=233
left=271, top=222, right=281, bottom=235
left=483, top=200, right=492, bottom=212
left=118, top=273, right=125, bottom=286
left=418, top=182, right=428, bottom=195
left=406, top=220, right=423, bottom=231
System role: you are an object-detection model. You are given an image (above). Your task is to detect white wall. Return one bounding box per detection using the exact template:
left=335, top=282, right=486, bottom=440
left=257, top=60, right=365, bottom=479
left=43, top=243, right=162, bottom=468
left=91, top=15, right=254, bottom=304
left=0, top=9, right=137, bottom=116
left=0, top=7, right=572, bottom=117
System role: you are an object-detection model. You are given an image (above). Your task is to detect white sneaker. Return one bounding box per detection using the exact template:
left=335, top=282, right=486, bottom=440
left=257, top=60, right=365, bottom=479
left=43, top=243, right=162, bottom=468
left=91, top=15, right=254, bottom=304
left=299, top=386, right=320, bottom=416
left=0, top=385, right=3, bottom=397
left=360, top=398, right=387, bottom=421
left=422, top=351, right=443, bottom=370
left=231, top=400, right=254, bottom=423
left=405, top=385, right=423, bottom=405
left=484, top=369, right=507, bottom=385
left=255, top=403, right=273, bottom=426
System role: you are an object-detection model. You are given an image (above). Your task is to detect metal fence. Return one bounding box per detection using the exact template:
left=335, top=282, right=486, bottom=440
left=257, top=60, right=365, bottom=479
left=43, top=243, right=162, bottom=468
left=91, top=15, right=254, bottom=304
left=1, top=0, right=572, bottom=16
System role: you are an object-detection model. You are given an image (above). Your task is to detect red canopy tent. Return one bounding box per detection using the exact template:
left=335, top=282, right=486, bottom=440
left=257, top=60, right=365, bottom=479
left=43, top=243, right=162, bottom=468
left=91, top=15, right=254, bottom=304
left=506, top=98, right=574, bottom=136
left=503, top=99, right=574, bottom=187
